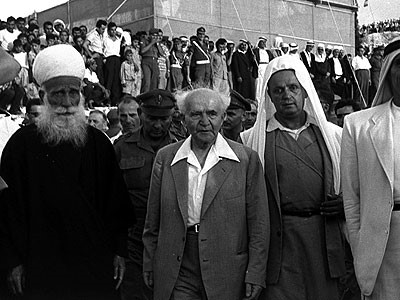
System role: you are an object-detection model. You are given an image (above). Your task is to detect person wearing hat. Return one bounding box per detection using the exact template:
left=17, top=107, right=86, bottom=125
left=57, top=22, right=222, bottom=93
left=342, top=37, right=400, bottom=299
left=325, top=44, right=334, bottom=59
left=300, top=40, right=316, bottom=79
left=140, top=28, right=164, bottom=93
left=288, top=42, right=299, bottom=57
left=254, top=36, right=275, bottom=102
left=314, top=43, right=334, bottom=108
left=142, top=88, right=269, bottom=300
left=242, top=55, right=345, bottom=300
left=189, top=27, right=211, bottom=87
left=329, top=45, right=351, bottom=100
left=222, top=89, right=251, bottom=142
left=369, top=44, right=385, bottom=104
left=281, top=42, right=289, bottom=55
left=231, top=39, right=257, bottom=99
left=0, top=44, right=134, bottom=299
left=114, top=89, right=177, bottom=300
left=53, top=19, right=65, bottom=35
left=352, top=45, right=371, bottom=108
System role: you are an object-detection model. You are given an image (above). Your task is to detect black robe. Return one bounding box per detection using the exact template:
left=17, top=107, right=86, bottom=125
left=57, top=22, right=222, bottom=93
left=0, top=125, right=134, bottom=299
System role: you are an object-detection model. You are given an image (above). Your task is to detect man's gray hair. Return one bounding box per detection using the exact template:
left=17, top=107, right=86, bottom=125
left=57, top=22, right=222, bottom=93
left=175, top=88, right=230, bottom=114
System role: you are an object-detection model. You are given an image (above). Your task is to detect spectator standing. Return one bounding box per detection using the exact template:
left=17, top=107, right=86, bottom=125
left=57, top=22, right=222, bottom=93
left=352, top=45, right=371, bottom=108
left=231, top=39, right=257, bottom=99
left=103, top=22, right=122, bottom=105
left=190, top=27, right=211, bottom=87
left=211, top=38, right=229, bottom=95
left=140, top=28, right=162, bottom=93
left=84, top=19, right=107, bottom=85
left=170, top=37, right=190, bottom=92
left=300, top=40, right=316, bottom=79
left=369, top=45, right=384, bottom=105
left=254, top=36, right=274, bottom=102
left=120, top=49, right=141, bottom=97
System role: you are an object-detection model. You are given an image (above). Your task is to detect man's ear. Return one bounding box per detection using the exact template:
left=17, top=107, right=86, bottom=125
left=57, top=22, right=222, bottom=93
left=302, top=87, right=308, bottom=99
left=222, top=111, right=227, bottom=122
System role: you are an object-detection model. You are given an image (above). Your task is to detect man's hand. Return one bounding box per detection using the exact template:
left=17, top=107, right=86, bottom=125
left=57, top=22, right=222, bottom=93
left=320, top=194, right=345, bottom=218
left=143, top=271, right=154, bottom=289
left=7, top=264, right=25, bottom=295
left=113, top=255, right=125, bottom=290
left=243, top=283, right=262, bottom=300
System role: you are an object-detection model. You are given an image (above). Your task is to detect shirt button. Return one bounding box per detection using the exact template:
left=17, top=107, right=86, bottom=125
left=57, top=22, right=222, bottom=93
left=177, top=256, right=181, bottom=262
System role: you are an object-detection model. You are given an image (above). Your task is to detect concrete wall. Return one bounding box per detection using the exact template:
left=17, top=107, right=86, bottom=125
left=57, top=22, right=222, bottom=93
left=36, top=0, right=356, bottom=52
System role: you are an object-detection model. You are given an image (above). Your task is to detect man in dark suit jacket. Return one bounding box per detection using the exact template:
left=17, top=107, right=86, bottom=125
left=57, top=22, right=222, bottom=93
left=329, top=46, right=351, bottom=99
left=300, top=40, right=316, bottom=79
left=231, top=39, right=257, bottom=99
left=143, top=88, right=269, bottom=300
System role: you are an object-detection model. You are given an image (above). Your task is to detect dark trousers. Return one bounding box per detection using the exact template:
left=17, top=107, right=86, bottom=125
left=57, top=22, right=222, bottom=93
left=0, top=84, right=24, bottom=114
left=170, top=68, right=183, bottom=92
left=104, top=56, right=121, bottom=105
left=190, top=64, right=211, bottom=88
left=94, top=55, right=105, bottom=85
left=170, top=232, right=208, bottom=300
left=141, top=57, right=159, bottom=93
left=120, top=260, right=152, bottom=300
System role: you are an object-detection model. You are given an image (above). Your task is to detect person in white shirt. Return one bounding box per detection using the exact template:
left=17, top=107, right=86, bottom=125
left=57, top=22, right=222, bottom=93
left=0, top=17, right=21, bottom=51
left=143, top=88, right=269, bottom=300
left=103, top=22, right=121, bottom=105
left=83, top=19, right=107, bottom=85
left=352, top=45, right=371, bottom=108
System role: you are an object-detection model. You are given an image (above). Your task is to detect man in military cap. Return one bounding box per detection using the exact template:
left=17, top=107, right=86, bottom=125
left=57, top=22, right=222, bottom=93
left=115, top=89, right=177, bottom=300
left=190, top=27, right=211, bottom=87
left=222, top=89, right=251, bottom=142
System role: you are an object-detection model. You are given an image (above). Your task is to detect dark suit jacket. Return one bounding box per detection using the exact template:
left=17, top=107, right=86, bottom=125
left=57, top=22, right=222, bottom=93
left=143, top=138, right=269, bottom=300
left=264, top=125, right=345, bottom=285
left=328, top=57, right=350, bottom=81
left=300, top=50, right=316, bottom=76
left=253, top=48, right=275, bottom=78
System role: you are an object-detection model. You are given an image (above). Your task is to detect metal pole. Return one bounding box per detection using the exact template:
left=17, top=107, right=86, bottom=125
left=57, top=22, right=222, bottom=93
left=107, top=0, right=129, bottom=21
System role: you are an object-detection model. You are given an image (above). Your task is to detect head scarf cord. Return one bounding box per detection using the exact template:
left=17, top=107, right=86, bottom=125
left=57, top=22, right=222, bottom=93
left=371, top=37, right=400, bottom=107
left=241, top=55, right=342, bottom=193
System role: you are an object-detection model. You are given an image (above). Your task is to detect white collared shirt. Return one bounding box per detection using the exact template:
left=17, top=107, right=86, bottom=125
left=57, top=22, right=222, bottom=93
left=333, top=57, right=343, bottom=79
left=171, top=133, right=240, bottom=226
left=266, top=114, right=317, bottom=140
left=352, top=55, right=371, bottom=71
left=103, top=35, right=121, bottom=57
left=87, top=28, right=104, bottom=55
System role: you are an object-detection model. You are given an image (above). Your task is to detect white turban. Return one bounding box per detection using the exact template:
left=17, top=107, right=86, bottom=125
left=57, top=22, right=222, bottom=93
left=371, top=37, right=400, bottom=107
left=241, top=55, right=342, bottom=193
left=33, top=44, right=85, bottom=88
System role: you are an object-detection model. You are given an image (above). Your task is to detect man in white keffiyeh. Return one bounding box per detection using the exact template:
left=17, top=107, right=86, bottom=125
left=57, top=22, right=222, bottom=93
left=242, top=55, right=346, bottom=300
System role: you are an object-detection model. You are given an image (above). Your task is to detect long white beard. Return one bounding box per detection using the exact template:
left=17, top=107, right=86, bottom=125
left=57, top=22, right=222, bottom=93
left=37, top=96, right=88, bottom=148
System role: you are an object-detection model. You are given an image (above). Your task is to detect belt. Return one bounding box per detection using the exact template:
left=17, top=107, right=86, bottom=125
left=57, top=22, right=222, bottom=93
left=187, top=224, right=200, bottom=233
left=196, top=60, right=210, bottom=65
left=393, top=203, right=400, bottom=211
left=259, top=62, right=269, bottom=64
left=281, top=210, right=321, bottom=217
left=171, top=64, right=182, bottom=68
left=142, top=56, right=158, bottom=60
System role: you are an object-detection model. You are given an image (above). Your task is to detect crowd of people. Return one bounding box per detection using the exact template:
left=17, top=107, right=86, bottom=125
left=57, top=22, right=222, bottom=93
left=359, top=18, right=400, bottom=37
left=0, top=12, right=400, bottom=300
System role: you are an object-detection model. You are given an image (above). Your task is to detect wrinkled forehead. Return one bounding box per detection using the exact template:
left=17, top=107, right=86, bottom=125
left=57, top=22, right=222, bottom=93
left=186, top=90, right=224, bottom=111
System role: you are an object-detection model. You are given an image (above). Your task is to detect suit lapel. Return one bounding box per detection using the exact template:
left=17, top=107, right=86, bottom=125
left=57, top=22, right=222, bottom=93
left=369, top=102, right=394, bottom=188
left=171, top=159, right=189, bottom=224
left=265, top=131, right=280, bottom=209
left=201, top=159, right=233, bottom=217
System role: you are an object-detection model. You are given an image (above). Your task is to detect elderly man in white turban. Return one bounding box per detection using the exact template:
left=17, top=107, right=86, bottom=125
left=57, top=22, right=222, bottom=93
left=0, top=44, right=134, bottom=299
left=341, top=38, right=400, bottom=299
left=242, top=55, right=346, bottom=300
